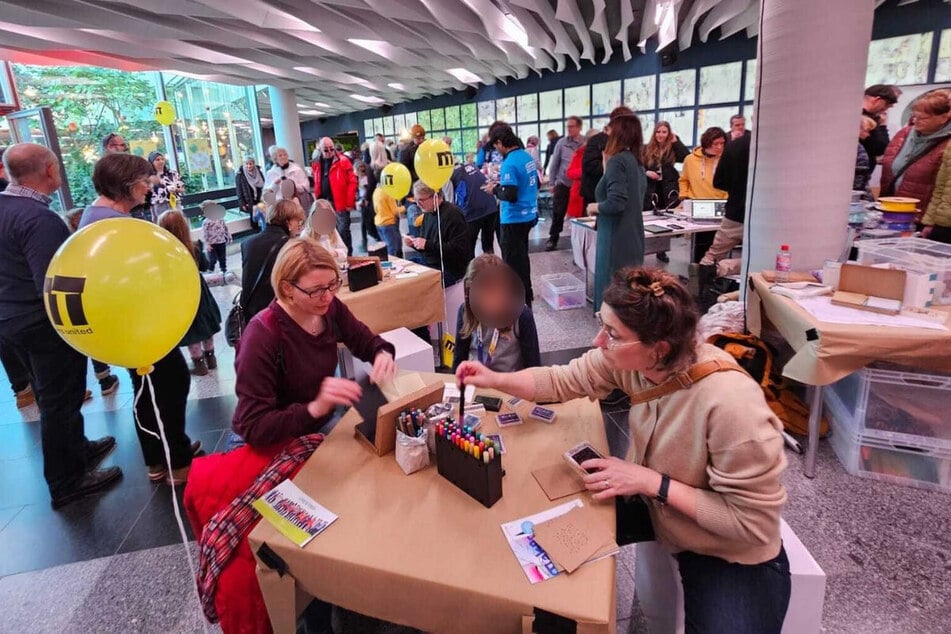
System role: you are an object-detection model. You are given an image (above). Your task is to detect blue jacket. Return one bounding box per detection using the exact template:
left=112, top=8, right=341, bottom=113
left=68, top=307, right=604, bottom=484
left=452, top=304, right=541, bottom=372
left=451, top=164, right=497, bottom=222
left=498, top=148, right=539, bottom=225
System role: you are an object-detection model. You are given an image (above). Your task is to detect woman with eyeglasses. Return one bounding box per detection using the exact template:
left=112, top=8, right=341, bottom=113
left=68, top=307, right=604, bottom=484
left=232, top=238, right=397, bottom=448
left=457, top=267, right=790, bottom=633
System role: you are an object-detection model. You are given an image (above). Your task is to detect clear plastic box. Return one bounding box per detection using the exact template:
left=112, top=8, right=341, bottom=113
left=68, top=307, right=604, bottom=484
left=539, top=273, right=585, bottom=310
left=857, top=237, right=951, bottom=304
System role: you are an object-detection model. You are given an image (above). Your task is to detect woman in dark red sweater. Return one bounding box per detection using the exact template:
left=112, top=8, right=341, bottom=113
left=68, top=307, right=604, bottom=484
left=232, top=238, right=397, bottom=448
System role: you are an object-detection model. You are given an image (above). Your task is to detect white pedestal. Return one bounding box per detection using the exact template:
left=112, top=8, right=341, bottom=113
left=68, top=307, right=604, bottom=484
left=339, top=327, right=435, bottom=380
left=634, top=519, right=826, bottom=634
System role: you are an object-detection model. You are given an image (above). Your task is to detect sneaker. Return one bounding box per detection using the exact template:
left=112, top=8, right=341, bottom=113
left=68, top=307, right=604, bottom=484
left=147, top=441, right=203, bottom=482
left=544, top=238, right=558, bottom=252
left=99, top=374, right=120, bottom=396
left=15, top=385, right=35, bottom=409
left=167, top=465, right=190, bottom=486
left=51, top=466, right=123, bottom=509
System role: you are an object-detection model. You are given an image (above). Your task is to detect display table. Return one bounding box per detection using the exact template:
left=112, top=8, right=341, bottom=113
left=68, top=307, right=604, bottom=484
left=248, top=372, right=616, bottom=634
left=337, top=258, right=445, bottom=333
left=747, top=273, right=951, bottom=477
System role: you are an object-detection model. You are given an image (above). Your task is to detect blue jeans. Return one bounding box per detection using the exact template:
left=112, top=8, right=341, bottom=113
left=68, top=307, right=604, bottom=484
left=676, top=545, right=791, bottom=634
left=376, top=224, right=402, bottom=257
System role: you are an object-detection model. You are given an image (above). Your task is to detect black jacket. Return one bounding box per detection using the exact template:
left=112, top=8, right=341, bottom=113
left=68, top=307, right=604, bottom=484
left=713, top=132, right=751, bottom=224
left=543, top=136, right=560, bottom=171
left=861, top=109, right=890, bottom=165
left=240, top=225, right=290, bottom=319
left=418, top=202, right=473, bottom=283
left=642, top=139, right=689, bottom=210
left=235, top=168, right=263, bottom=211
left=401, top=142, right=420, bottom=182
left=580, top=132, right=608, bottom=203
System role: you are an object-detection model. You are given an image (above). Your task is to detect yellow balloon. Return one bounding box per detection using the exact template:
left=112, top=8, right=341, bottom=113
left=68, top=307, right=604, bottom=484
left=44, top=218, right=200, bottom=372
left=414, top=139, right=455, bottom=190
left=380, top=162, right=412, bottom=199
left=154, top=100, right=176, bottom=126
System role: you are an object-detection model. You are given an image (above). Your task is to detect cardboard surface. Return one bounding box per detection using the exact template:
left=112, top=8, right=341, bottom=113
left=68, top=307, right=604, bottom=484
left=830, top=264, right=906, bottom=315
left=747, top=273, right=951, bottom=385
left=533, top=506, right=617, bottom=574
left=337, top=257, right=445, bottom=333
left=248, top=372, right=616, bottom=634
left=532, top=462, right=588, bottom=501
left=355, top=379, right=443, bottom=456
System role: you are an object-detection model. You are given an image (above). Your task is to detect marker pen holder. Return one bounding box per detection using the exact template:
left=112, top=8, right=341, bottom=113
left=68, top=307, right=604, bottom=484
left=434, top=433, right=503, bottom=508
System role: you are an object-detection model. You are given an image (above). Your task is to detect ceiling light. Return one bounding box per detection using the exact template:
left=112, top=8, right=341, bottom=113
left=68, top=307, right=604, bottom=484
left=347, top=39, right=393, bottom=59
left=350, top=94, right=385, bottom=104
left=296, top=103, right=310, bottom=109
left=447, top=68, right=482, bottom=84
left=314, top=102, right=330, bottom=108
left=299, top=110, right=326, bottom=116
left=388, top=83, right=406, bottom=91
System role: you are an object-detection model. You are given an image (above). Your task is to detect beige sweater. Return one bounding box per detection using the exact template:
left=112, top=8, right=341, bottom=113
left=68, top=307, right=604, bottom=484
left=531, top=344, right=787, bottom=565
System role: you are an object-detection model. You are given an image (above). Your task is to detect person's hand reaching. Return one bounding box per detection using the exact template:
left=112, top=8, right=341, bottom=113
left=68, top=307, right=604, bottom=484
left=370, top=351, right=397, bottom=385
left=307, top=377, right=363, bottom=419
left=456, top=361, right=497, bottom=389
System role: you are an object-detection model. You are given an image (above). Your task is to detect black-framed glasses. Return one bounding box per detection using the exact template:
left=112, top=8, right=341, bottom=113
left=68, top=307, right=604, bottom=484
left=289, top=279, right=341, bottom=298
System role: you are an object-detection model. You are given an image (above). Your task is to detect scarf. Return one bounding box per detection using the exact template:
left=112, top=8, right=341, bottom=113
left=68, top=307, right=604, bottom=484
left=242, top=164, right=264, bottom=189
left=892, top=120, right=951, bottom=188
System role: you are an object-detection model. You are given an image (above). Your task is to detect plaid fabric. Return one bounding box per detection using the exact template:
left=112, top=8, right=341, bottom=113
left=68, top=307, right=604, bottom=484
left=195, top=433, right=324, bottom=623
left=0, top=184, right=52, bottom=205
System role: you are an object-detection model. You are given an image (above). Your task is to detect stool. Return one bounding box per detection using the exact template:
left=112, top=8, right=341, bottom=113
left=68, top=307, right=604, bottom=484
left=633, top=519, right=826, bottom=633
left=339, top=327, right=435, bottom=380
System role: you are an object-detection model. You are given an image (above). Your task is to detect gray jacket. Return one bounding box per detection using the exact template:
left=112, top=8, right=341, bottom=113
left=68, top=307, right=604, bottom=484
left=547, top=134, right=582, bottom=187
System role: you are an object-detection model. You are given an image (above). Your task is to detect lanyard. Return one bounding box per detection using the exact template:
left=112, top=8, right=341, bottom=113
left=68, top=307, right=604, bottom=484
left=474, top=326, right=500, bottom=365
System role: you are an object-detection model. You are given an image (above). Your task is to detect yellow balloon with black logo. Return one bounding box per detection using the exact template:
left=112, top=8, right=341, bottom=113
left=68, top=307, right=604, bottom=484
left=153, top=100, right=176, bottom=126
left=380, top=162, right=411, bottom=199
left=44, top=218, right=200, bottom=373
left=414, top=139, right=454, bottom=190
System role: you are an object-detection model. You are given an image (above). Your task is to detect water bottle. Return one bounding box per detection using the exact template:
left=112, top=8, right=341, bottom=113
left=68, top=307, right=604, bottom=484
left=775, top=244, right=792, bottom=282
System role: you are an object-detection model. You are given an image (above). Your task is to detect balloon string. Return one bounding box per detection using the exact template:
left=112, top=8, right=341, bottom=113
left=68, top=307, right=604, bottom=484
left=141, top=372, right=208, bottom=633
left=435, top=191, right=450, bottom=348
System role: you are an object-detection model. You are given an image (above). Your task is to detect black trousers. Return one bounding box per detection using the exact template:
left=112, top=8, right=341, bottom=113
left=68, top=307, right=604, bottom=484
left=468, top=212, right=498, bottom=255
left=359, top=201, right=380, bottom=244
left=0, top=317, right=90, bottom=493
left=335, top=210, right=353, bottom=256
left=927, top=224, right=951, bottom=244
left=0, top=340, right=31, bottom=393
left=209, top=243, right=228, bottom=272
left=501, top=220, right=534, bottom=304
left=129, top=348, right=194, bottom=469
left=548, top=183, right=571, bottom=240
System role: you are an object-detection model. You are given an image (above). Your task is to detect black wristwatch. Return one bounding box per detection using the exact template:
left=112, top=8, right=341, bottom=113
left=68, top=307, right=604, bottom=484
left=655, top=473, right=670, bottom=505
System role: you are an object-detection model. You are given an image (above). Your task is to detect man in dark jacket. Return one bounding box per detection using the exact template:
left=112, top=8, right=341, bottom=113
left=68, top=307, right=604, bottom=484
left=542, top=129, right=560, bottom=172
left=402, top=124, right=426, bottom=182
left=451, top=162, right=499, bottom=255
left=0, top=143, right=121, bottom=508
left=861, top=84, right=900, bottom=166
left=404, top=181, right=473, bottom=287
left=312, top=137, right=357, bottom=254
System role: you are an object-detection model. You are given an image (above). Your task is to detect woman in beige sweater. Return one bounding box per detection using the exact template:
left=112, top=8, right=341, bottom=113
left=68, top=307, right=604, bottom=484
left=458, top=267, right=790, bottom=633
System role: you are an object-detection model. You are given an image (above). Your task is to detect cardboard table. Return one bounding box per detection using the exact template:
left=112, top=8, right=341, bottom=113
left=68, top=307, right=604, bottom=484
left=337, top=257, right=445, bottom=333
left=248, top=372, right=616, bottom=634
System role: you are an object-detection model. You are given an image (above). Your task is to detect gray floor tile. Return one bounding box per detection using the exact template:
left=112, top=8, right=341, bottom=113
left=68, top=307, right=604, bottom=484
left=616, top=559, right=636, bottom=625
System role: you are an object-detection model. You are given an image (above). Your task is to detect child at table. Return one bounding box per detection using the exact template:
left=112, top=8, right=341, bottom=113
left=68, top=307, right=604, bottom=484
left=452, top=254, right=540, bottom=372
left=302, top=199, right=348, bottom=263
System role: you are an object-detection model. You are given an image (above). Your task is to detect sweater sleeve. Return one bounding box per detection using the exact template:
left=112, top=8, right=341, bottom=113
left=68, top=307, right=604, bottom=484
left=531, top=348, right=619, bottom=403
left=597, top=155, right=630, bottom=217
left=331, top=298, right=396, bottom=363
left=232, top=315, right=318, bottom=447
left=23, top=211, right=70, bottom=297
left=517, top=306, right=541, bottom=369
left=693, top=380, right=788, bottom=546
left=678, top=159, right=692, bottom=199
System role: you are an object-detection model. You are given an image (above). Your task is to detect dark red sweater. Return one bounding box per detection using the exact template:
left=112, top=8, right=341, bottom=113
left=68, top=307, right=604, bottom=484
left=232, top=299, right=395, bottom=447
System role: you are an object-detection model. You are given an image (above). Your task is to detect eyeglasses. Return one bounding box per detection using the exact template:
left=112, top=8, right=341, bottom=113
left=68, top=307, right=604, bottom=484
left=595, top=312, right=643, bottom=350
left=416, top=194, right=434, bottom=203
left=289, top=279, right=341, bottom=299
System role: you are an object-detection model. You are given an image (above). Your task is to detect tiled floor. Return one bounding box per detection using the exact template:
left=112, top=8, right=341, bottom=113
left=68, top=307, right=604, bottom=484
left=2, top=216, right=951, bottom=632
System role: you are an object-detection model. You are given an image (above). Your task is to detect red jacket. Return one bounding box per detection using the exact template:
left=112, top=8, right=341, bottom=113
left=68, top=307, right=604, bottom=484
left=881, top=126, right=951, bottom=213
left=566, top=144, right=586, bottom=219
left=311, top=152, right=357, bottom=212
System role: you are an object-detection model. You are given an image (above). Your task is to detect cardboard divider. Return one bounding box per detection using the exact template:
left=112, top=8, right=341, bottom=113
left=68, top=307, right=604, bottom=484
left=354, top=381, right=444, bottom=456
left=434, top=433, right=503, bottom=508
left=831, top=263, right=907, bottom=315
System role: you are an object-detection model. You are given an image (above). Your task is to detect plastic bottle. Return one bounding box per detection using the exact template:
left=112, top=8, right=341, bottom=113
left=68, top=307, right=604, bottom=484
left=775, top=244, right=792, bottom=282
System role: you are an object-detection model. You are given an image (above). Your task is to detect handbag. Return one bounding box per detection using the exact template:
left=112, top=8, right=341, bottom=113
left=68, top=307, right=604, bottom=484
left=225, top=239, right=285, bottom=347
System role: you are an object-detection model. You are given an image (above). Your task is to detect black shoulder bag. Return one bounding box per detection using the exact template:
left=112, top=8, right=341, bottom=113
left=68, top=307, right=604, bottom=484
left=225, top=239, right=284, bottom=347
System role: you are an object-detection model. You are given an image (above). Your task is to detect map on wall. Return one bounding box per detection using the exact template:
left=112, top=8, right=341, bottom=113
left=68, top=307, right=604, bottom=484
left=865, top=32, right=933, bottom=86
left=934, top=29, right=950, bottom=82
left=699, top=62, right=742, bottom=105
left=637, top=115, right=656, bottom=139
left=445, top=105, right=461, bottom=129
left=592, top=80, right=621, bottom=116
left=517, top=93, right=538, bottom=122
left=659, top=69, right=696, bottom=109
left=564, top=85, right=590, bottom=117
left=517, top=124, right=540, bottom=144
left=478, top=101, right=496, bottom=127
left=624, top=75, right=656, bottom=112
left=659, top=109, right=694, bottom=147
left=539, top=89, right=563, bottom=121
left=697, top=107, right=736, bottom=135
left=461, top=103, right=477, bottom=127
left=496, top=97, right=516, bottom=122
left=744, top=60, right=757, bottom=102
left=591, top=117, right=609, bottom=132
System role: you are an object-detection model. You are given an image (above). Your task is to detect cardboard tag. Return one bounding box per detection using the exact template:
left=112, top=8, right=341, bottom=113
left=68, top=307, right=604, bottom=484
left=531, top=462, right=586, bottom=500
left=533, top=506, right=617, bottom=574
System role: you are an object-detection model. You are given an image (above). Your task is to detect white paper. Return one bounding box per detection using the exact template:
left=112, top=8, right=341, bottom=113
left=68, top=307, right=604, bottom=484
left=443, top=382, right=475, bottom=403
left=794, top=296, right=948, bottom=331
left=500, top=500, right=582, bottom=584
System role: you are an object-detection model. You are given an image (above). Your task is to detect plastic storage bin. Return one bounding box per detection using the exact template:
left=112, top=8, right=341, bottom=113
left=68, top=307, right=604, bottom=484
left=540, top=273, right=585, bottom=310
left=857, top=237, right=951, bottom=304
left=824, top=389, right=951, bottom=493
left=825, top=363, right=951, bottom=451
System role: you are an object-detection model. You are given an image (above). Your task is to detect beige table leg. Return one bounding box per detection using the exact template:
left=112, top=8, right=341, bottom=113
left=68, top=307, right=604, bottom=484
left=805, top=385, right=823, bottom=478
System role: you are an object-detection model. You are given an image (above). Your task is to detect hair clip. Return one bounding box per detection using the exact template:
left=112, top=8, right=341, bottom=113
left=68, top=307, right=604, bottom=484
left=649, top=281, right=665, bottom=297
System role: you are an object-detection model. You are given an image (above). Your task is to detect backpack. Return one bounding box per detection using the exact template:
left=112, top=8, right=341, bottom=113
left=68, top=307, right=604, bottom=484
left=706, top=332, right=828, bottom=437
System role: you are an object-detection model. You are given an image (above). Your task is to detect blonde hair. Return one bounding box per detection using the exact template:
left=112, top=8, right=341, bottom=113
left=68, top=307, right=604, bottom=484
left=302, top=199, right=341, bottom=247
left=157, top=209, right=199, bottom=266
left=271, top=238, right=340, bottom=302
left=860, top=116, right=878, bottom=133
left=460, top=254, right=524, bottom=338
left=267, top=199, right=305, bottom=227
left=912, top=89, right=950, bottom=117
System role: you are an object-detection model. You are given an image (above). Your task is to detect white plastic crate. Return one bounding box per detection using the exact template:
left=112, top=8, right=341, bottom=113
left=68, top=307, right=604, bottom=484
left=826, top=363, right=951, bottom=452
left=857, top=237, right=951, bottom=304
left=540, top=273, right=585, bottom=310
left=825, top=389, right=951, bottom=493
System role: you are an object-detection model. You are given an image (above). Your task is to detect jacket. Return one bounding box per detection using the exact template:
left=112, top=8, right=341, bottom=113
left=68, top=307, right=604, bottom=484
left=401, top=141, right=420, bottom=182
left=861, top=108, right=890, bottom=163
left=240, top=225, right=290, bottom=319
left=594, top=151, right=645, bottom=311
left=372, top=187, right=403, bottom=227
left=311, top=152, right=357, bottom=212
left=417, top=202, right=473, bottom=283
left=642, top=139, right=690, bottom=211
left=580, top=132, right=608, bottom=203
left=451, top=163, right=497, bottom=222
left=452, top=304, right=541, bottom=372
left=531, top=344, right=787, bottom=565
left=922, top=141, right=951, bottom=229
left=712, top=133, right=752, bottom=223
left=566, top=145, right=586, bottom=219
left=543, top=136, right=560, bottom=171
left=881, top=125, right=951, bottom=213
left=548, top=135, right=583, bottom=187
left=679, top=147, right=728, bottom=200
left=235, top=167, right=263, bottom=211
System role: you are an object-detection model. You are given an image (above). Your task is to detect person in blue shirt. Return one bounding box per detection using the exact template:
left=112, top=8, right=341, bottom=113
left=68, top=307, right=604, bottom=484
left=485, top=123, right=538, bottom=304
left=451, top=162, right=499, bottom=256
